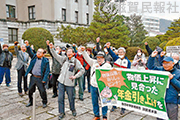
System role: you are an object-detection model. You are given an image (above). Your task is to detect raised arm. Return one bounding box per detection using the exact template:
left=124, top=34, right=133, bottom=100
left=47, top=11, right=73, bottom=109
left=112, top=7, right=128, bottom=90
left=72, top=44, right=77, bottom=53
left=49, top=43, right=66, bottom=65
left=25, top=41, right=35, bottom=58
left=46, top=40, right=53, bottom=57
left=81, top=47, right=96, bottom=66
left=14, top=41, right=19, bottom=56
left=147, top=51, right=163, bottom=70
left=96, top=37, right=101, bottom=52
left=106, top=42, right=119, bottom=61
left=47, top=45, right=53, bottom=57
left=145, top=42, right=153, bottom=56
left=0, top=43, right=2, bottom=54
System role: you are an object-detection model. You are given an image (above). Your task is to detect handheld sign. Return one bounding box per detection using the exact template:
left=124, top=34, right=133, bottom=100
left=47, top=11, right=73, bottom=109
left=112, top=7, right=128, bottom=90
left=96, top=68, right=170, bottom=119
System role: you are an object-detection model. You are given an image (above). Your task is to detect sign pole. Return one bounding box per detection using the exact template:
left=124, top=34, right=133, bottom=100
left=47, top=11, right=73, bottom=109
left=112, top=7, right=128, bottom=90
left=32, top=91, right=36, bottom=120
left=107, top=105, right=111, bottom=120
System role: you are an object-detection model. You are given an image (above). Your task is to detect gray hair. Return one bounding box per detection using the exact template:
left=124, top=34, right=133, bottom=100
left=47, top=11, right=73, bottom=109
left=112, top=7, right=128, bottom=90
left=21, top=44, right=26, bottom=48
left=118, top=47, right=126, bottom=53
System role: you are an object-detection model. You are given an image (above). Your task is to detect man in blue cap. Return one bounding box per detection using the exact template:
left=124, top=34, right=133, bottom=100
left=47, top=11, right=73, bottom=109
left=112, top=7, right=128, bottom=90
left=147, top=50, right=180, bottom=120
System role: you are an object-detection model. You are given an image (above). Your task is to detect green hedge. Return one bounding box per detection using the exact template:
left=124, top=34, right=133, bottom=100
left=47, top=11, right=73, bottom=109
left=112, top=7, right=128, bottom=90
left=126, top=47, right=148, bottom=60
left=142, top=37, right=161, bottom=50
left=164, top=37, right=180, bottom=50
left=159, top=41, right=168, bottom=50
left=22, top=27, right=53, bottom=50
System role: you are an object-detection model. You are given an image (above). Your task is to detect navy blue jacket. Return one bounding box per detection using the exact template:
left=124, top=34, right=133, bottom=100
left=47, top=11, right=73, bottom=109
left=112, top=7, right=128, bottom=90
left=107, top=47, right=131, bottom=68
left=147, top=56, right=180, bottom=104
left=25, top=46, right=50, bottom=83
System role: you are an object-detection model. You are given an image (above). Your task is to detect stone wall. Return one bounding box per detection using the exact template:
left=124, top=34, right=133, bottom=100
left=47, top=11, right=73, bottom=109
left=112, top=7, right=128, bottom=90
left=0, top=19, right=89, bottom=46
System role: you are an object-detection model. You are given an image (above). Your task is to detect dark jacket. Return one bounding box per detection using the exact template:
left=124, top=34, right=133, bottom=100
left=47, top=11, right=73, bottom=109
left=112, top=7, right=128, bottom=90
left=105, top=53, right=114, bottom=67
left=92, top=42, right=101, bottom=58
left=174, top=62, right=180, bottom=69
left=147, top=56, right=180, bottom=104
left=25, top=46, right=50, bottom=83
left=47, top=45, right=62, bottom=75
left=95, top=42, right=114, bottom=66
left=0, top=44, right=13, bottom=68
left=146, top=45, right=163, bottom=67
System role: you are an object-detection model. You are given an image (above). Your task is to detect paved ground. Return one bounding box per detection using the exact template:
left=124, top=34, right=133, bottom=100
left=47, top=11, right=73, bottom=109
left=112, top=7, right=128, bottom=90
left=0, top=57, right=179, bottom=120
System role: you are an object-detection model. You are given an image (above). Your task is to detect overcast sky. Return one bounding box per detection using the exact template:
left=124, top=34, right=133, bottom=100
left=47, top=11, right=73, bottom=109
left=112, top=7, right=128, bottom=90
left=117, top=0, right=180, bottom=21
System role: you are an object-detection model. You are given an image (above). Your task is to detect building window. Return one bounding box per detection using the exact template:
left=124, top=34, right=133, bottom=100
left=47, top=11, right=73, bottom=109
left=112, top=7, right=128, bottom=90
left=86, top=0, right=89, bottom=5
left=28, top=6, right=35, bottom=20
left=6, top=5, right=16, bottom=18
left=8, top=28, right=18, bottom=43
left=75, top=11, right=78, bottom=23
left=86, top=13, right=89, bottom=24
left=62, top=9, right=66, bottom=21
left=75, top=0, right=78, bottom=2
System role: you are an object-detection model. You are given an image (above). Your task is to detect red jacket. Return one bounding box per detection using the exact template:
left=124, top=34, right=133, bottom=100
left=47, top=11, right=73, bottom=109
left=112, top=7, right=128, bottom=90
left=74, top=53, right=90, bottom=70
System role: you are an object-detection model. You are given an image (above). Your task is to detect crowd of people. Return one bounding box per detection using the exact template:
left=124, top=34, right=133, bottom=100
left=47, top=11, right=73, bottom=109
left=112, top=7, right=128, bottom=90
left=0, top=37, right=180, bottom=120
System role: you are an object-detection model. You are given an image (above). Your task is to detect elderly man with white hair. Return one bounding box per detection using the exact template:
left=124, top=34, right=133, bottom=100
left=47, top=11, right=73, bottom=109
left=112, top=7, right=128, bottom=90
left=172, top=53, right=180, bottom=69
left=106, top=42, right=131, bottom=69
left=14, top=41, right=29, bottom=97
left=105, top=42, right=131, bottom=114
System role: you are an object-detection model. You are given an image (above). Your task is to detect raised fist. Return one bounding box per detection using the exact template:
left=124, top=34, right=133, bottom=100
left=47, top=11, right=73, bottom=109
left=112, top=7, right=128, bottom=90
left=31, top=45, right=34, bottom=50
left=25, top=40, right=29, bottom=46
left=14, top=41, right=19, bottom=46
left=160, top=51, right=166, bottom=57
left=151, top=51, right=158, bottom=57
left=93, top=45, right=96, bottom=49
left=96, top=37, right=100, bottom=43
left=46, top=40, right=50, bottom=45
left=106, top=42, right=111, bottom=49
left=49, top=43, right=54, bottom=49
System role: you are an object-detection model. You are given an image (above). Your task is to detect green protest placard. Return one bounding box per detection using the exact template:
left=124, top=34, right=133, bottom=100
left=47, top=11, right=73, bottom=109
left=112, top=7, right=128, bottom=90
left=95, top=68, right=170, bottom=119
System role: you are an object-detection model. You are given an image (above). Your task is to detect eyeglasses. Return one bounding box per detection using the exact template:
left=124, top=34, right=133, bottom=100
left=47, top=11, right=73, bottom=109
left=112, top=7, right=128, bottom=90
left=97, top=57, right=104, bottom=60
left=37, top=51, right=43, bottom=54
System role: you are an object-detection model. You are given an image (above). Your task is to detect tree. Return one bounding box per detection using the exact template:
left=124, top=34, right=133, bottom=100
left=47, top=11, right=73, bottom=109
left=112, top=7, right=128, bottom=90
left=166, top=18, right=180, bottom=39
left=56, top=25, right=73, bottom=44
left=164, top=37, right=180, bottom=50
left=87, top=0, right=130, bottom=48
left=142, top=37, right=161, bottom=50
left=159, top=41, right=168, bottom=50
left=156, top=18, right=180, bottom=42
left=125, top=14, right=148, bottom=47
left=22, top=27, right=53, bottom=50
left=55, top=25, right=90, bottom=46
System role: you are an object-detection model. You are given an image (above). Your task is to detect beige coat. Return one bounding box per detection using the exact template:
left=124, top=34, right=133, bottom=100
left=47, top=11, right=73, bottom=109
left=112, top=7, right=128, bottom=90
left=50, top=48, right=85, bottom=86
